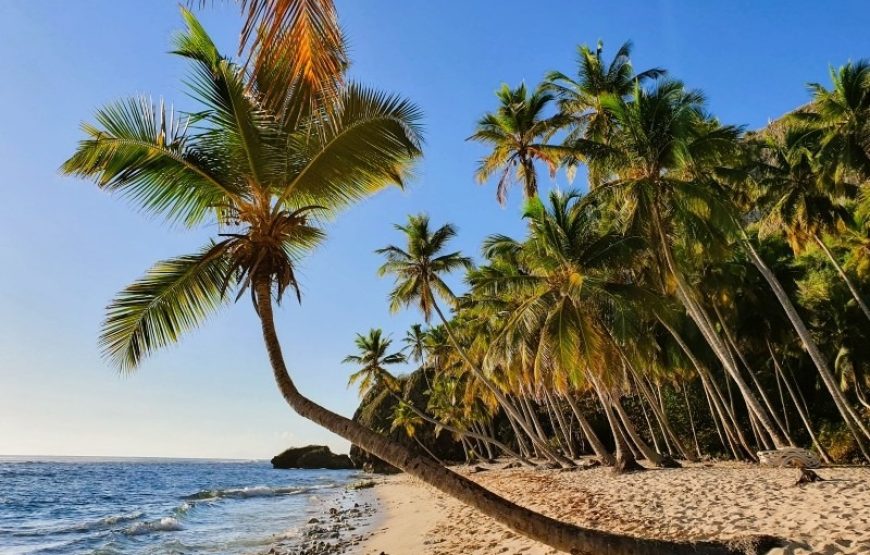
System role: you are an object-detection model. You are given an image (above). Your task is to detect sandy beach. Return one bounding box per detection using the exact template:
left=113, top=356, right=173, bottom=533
left=361, top=460, right=870, bottom=555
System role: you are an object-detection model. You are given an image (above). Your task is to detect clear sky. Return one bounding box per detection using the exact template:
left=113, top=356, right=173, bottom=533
left=0, top=1, right=867, bottom=459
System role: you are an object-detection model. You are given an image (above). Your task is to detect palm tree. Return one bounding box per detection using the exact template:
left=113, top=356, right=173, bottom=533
left=753, top=130, right=870, bottom=322
left=344, top=328, right=406, bottom=396
left=403, top=323, right=428, bottom=366
left=343, top=327, right=529, bottom=464
left=545, top=40, right=664, bottom=153
left=579, top=79, right=790, bottom=449
left=794, top=60, right=870, bottom=180
left=472, top=191, right=672, bottom=470
left=377, top=215, right=577, bottom=467
left=469, top=83, right=565, bottom=204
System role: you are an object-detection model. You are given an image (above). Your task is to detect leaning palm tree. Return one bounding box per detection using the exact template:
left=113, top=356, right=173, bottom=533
left=469, top=83, right=565, bottom=204
left=579, top=79, right=790, bottom=449
left=61, top=13, right=773, bottom=554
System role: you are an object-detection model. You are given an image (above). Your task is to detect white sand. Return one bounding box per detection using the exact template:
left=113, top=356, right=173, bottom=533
left=361, top=461, right=870, bottom=554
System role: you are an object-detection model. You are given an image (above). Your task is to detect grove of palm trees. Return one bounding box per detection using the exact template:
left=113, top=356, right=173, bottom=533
left=60, top=2, right=868, bottom=554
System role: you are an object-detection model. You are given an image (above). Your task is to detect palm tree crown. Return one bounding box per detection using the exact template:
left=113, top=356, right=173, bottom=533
left=376, top=214, right=473, bottom=320
left=61, top=9, right=422, bottom=371
left=343, top=328, right=406, bottom=396
left=469, top=83, right=565, bottom=204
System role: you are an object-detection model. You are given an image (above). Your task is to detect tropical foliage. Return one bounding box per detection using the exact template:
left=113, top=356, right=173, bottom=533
left=68, top=4, right=868, bottom=552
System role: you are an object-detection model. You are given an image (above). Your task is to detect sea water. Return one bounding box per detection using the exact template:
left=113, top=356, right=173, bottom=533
left=0, top=456, right=360, bottom=554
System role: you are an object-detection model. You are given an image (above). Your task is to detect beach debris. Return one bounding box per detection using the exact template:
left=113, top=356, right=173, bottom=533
left=470, top=465, right=489, bottom=473
left=757, top=448, right=821, bottom=468
left=348, top=480, right=376, bottom=490
left=502, top=461, right=522, bottom=470
left=795, top=467, right=825, bottom=486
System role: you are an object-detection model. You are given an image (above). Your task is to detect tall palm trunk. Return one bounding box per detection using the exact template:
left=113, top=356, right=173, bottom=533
left=564, top=393, right=616, bottom=465
left=545, top=389, right=577, bottom=458
left=814, top=234, right=870, bottom=323
left=713, top=304, right=794, bottom=445
left=657, top=317, right=756, bottom=459
left=682, top=386, right=703, bottom=459
left=766, top=341, right=832, bottom=464
left=651, top=207, right=787, bottom=448
left=432, top=302, right=575, bottom=467
left=743, top=239, right=870, bottom=459
left=253, top=280, right=773, bottom=554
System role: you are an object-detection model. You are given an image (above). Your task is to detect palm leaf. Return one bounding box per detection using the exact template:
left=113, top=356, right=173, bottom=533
left=101, top=243, right=233, bottom=372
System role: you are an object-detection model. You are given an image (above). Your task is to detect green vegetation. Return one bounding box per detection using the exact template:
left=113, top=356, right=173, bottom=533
left=65, top=2, right=867, bottom=553
left=367, top=44, right=869, bottom=476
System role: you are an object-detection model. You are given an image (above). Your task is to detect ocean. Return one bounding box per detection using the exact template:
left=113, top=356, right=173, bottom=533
left=0, top=457, right=362, bottom=554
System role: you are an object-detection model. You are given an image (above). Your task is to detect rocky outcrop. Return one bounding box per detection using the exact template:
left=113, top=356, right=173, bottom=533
left=271, top=445, right=354, bottom=470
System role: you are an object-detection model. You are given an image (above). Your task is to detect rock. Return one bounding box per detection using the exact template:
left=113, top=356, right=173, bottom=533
left=308, top=517, right=320, bottom=524
left=270, top=445, right=354, bottom=470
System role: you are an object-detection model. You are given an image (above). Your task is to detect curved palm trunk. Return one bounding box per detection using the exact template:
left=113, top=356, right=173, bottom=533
left=713, top=304, right=794, bottom=446
left=744, top=240, right=870, bottom=460
left=651, top=208, right=787, bottom=448
left=413, top=435, right=445, bottom=465
left=564, top=393, right=616, bottom=466
left=814, top=234, right=870, bottom=324
left=766, top=341, right=832, bottom=464
left=657, top=317, right=756, bottom=460
left=432, top=301, right=575, bottom=468
left=253, top=281, right=775, bottom=554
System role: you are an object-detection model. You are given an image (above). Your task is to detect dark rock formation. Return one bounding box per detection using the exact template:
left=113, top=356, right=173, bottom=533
left=271, top=445, right=354, bottom=470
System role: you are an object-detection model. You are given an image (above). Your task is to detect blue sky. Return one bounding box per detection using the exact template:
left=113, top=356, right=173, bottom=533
left=0, top=1, right=867, bottom=459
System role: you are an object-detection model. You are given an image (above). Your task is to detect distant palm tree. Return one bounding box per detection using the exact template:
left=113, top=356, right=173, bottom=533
left=344, top=329, right=406, bottom=396
left=546, top=40, right=665, bottom=144
left=754, top=131, right=870, bottom=322
left=403, top=323, right=428, bottom=366
left=469, top=83, right=565, bottom=204
left=343, top=328, right=529, bottom=464
left=795, top=60, right=870, bottom=180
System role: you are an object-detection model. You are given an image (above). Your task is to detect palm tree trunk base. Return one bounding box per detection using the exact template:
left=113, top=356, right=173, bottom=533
left=655, top=455, right=682, bottom=468
left=613, top=456, right=645, bottom=474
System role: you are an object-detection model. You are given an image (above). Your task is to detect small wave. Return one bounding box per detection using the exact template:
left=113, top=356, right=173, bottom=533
left=182, top=485, right=310, bottom=501
left=123, top=517, right=183, bottom=536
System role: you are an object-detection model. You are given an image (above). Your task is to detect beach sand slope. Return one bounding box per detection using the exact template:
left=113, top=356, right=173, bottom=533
left=363, top=461, right=869, bottom=555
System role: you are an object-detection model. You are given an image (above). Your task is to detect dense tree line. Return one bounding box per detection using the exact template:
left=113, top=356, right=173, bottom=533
left=348, top=43, right=870, bottom=471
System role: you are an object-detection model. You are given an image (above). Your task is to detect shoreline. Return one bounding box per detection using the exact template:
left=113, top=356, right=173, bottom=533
left=268, top=479, right=381, bottom=555
left=360, top=459, right=870, bottom=555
